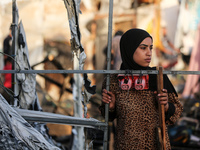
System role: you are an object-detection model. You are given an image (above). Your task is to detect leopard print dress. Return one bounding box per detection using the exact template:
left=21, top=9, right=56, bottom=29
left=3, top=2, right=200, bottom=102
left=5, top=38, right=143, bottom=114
left=100, top=74, right=183, bottom=150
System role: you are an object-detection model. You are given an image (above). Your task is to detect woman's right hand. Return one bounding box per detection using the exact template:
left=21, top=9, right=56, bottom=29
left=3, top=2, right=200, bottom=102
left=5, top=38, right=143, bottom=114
left=102, top=89, right=116, bottom=110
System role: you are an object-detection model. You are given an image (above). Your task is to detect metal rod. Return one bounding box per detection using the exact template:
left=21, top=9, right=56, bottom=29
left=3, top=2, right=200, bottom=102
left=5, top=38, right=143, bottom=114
left=1, top=70, right=200, bottom=75
left=14, top=108, right=107, bottom=130
left=11, top=0, right=19, bottom=106
left=103, top=0, right=114, bottom=149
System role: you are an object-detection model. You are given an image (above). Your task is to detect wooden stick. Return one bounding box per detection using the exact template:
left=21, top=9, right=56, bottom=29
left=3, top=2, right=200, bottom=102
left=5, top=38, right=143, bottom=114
left=157, top=66, right=166, bottom=150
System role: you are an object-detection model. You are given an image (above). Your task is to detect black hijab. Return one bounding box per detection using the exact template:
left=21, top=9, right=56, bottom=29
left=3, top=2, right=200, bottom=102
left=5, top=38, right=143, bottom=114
left=119, top=28, right=177, bottom=95
left=120, top=28, right=152, bottom=70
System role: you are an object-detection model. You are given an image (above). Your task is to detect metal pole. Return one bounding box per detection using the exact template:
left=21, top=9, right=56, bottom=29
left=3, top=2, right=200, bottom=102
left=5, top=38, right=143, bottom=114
left=1, top=69, right=200, bottom=75
left=72, top=51, right=84, bottom=150
left=103, top=0, right=113, bottom=149
left=11, top=0, right=18, bottom=106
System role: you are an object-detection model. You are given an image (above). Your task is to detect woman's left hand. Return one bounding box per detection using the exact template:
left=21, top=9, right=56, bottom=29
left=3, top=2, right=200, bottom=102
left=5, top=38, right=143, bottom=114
left=154, top=89, right=169, bottom=112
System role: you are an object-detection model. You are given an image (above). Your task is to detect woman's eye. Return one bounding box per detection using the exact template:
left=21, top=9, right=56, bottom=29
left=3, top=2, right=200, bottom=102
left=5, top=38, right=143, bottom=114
left=140, top=47, right=146, bottom=50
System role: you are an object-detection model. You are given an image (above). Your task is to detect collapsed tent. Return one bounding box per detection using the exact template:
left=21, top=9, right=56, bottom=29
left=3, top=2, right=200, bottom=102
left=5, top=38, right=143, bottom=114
left=0, top=2, right=64, bottom=149
left=0, top=94, right=60, bottom=150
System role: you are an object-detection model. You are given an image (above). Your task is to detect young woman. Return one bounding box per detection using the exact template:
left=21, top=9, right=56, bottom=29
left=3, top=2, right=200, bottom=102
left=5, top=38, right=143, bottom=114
left=100, top=28, right=183, bottom=150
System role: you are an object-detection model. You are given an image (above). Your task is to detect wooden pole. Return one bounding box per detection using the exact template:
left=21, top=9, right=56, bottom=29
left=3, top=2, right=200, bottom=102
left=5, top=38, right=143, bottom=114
left=157, top=66, right=166, bottom=150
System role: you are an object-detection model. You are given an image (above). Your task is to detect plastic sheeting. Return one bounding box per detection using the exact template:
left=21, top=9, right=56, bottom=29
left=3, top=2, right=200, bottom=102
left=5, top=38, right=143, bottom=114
left=10, top=19, right=64, bottom=150
left=63, top=0, right=96, bottom=105
left=0, top=94, right=60, bottom=150
left=63, top=0, right=82, bottom=54
left=16, top=21, right=41, bottom=110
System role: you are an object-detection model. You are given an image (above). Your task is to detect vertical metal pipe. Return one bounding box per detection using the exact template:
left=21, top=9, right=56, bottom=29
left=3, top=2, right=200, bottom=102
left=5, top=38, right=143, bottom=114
left=103, top=0, right=113, bottom=149
left=72, top=51, right=84, bottom=150
left=11, top=0, right=18, bottom=106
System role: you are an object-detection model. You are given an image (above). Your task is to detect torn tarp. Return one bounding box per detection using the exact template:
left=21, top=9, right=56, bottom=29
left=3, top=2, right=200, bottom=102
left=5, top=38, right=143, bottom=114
left=63, top=0, right=95, bottom=100
left=63, top=0, right=82, bottom=53
left=63, top=1, right=97, bottom=148
left=82, top=73, right=96, bottom=118
left=14, top=21, right=65, bottom=150
left=16, top=21, right=41, bottom=110
left=63, top=0, right=86, bottom=70
left=0, top=94, right=60, bottom=150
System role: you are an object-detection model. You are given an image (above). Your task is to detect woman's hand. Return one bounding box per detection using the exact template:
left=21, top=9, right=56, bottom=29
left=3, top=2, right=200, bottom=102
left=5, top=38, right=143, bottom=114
left=154, top=89, right=169, bottom=112
left=102, top=89, right=116, bottom=110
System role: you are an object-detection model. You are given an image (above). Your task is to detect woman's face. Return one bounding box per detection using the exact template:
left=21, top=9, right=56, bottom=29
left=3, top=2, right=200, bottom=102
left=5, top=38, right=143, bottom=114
left=133, top=37, right=153, bottom=67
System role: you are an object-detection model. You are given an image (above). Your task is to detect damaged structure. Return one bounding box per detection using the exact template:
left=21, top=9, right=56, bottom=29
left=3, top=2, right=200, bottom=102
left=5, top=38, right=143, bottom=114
left=0, top=0, right=103, bottom=149
left=1, top=0, right=200, bottom=150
